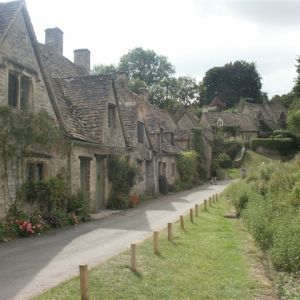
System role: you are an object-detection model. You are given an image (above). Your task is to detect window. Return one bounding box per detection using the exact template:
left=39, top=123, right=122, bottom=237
left=158, top=162, right=162, bottom=176
left=245, top=135, right=251, bottom=141
left=8, top=72, right=32, bottom=109
left=137, top=121, right=144, bottom=143
left=108, top=104, right=116, bottom=128
left=165, top=132, right=174, bottom=145
left=217, top=118, right=223, bottom=126
left=26, top=162, right=45, bottom=182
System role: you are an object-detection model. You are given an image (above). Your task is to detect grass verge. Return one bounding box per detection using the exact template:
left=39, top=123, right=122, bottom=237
left=35, top=197, right=275, bottom=300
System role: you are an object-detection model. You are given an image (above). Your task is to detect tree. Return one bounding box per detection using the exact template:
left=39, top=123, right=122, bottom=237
left=174, top=76, right=200, bottom=107
left=91, top=64, right=117, bottom=76
left=202, top=60, right=262, bottom=108
left=119, top=47, right=175, bottom=86
left=287, top=109, right=300, bottom=135
left=293, top=56, right=300, bottom=98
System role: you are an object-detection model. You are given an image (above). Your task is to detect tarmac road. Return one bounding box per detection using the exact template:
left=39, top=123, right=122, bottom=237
left=0, top=180, right=232, bottom=300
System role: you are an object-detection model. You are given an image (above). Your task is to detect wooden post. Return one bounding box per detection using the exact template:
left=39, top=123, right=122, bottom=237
left=204, top=199, right=207, bottom=211
left=209, top=197, right=212, bottom=206
left=215, top=193, right=218, bottom=201
left=180, top=215, right=184, bottom=230
left=153, top=231, right=159, bottom=254
left=212, top=194, right=215, bottom=203
left=79, top=264, right=89, bottom=300
left=168, top=223, right=172, bottom=241
left=195, top=204, right=199, bottom=217
left=131, top=244, right=136, bottom=272
left=190, top=208, right=194, bottom=223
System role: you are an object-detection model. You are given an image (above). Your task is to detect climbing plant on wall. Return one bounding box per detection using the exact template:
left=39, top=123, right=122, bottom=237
left=0, top=106, right=64, bottom=214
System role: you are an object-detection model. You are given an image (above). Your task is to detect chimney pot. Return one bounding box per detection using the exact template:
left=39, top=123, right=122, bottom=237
left=45, top=28, right=63, bottom=56
left=74, top=49, right=90, bottom=75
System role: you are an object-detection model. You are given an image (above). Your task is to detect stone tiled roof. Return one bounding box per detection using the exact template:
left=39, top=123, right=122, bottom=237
left=203, top=112, right=258, bottom=132
left=264, top=100, right=287, bottom=122
left=174, top=129, right=189, bottom=140
left=113, top=85, right=141, bottom=146
left=39, top=43, right=88, bottom=78
left=0, top=1, right=23, bottom=43
left=173, top=105, right=200, bottom=126
left=53, top=75, right=113, bottom=143
left=243, top=102, right=270, bottom=120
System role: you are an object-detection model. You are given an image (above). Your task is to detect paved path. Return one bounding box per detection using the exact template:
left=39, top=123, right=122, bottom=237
left=0, top=180, right=232, bottom=300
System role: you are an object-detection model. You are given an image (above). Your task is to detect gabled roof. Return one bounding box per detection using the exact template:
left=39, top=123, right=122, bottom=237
left=0, top=0, right=23, bottom=44
left=113, top=84, right=141, bottom=146
left=203, top=112, right=258, bottom=132
left=173, top=105, right=200, bottom=127
left=53, top=75, right=113, bottom=143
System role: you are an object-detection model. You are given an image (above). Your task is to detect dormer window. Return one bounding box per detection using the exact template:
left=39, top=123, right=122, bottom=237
left=216, top=118, right=223, bottom=126
left=108, top=104, right=116, bottom=128
left=137, top=121, right=144, bottom=143
left=8, top=72, right=32, bottom=109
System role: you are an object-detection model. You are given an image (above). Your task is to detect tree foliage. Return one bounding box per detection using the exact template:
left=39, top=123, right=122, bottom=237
left=293, top=56, right=300, bottom=98
left=287, top=109, right=300, bottom=135
left=202, top=60, right=262, bottom=108
left=91, top=64, right=117, bottom=76
left=119, top=47, right=175, bottom=86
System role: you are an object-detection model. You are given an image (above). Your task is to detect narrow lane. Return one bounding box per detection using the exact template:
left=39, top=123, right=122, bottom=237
left=0, top=180, right=231, bottom=300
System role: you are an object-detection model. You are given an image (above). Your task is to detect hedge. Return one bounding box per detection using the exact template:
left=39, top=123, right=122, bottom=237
left=251, top=138, right=295, bottom=155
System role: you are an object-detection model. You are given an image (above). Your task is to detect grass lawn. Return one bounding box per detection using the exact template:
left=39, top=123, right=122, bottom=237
left=35, top=197, right=275, bottom=300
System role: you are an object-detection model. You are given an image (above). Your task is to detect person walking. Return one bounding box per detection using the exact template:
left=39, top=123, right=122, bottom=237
left=211, top=169, right=217, bottom=185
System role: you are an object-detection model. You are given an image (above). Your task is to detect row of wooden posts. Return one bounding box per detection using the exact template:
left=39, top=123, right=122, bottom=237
left=79, top=193, right=219, bottom=300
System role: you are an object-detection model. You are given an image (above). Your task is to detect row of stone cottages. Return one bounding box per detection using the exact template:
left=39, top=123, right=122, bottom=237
left=0, top=1, right=213, bottom=218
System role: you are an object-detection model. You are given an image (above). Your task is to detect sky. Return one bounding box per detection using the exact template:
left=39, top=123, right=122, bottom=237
left=23, top=0, right=300, bottom=98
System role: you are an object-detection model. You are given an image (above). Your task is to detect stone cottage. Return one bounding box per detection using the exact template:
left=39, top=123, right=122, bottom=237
left=0, top=1, right=70, bottom=217
left=0, top=0, right=212, bottom=218
left=200, top=111, right=259, bottom=141
left=240, top=100, right=287, bottom=133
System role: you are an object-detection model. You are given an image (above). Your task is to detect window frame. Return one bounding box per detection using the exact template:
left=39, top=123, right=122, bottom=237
left=108, top=103, right=116, bottom=128
left=8, top=71, right=32, bottom=109
left=26, top=162, right=45, bottom=182
left=137, top=121, right=144, bottom=143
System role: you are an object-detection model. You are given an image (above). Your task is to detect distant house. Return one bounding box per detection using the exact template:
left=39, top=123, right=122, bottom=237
left=240, top=100, right=287, bottom=133
left=200, top=112, right=259, bottom=141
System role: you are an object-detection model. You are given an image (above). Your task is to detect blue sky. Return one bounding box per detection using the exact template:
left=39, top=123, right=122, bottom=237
left=24, top=0, right=300, bottom=97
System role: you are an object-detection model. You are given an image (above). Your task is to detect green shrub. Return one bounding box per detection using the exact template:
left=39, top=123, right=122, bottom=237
left=243, top=197, right=274, bottom=250
left=108, top=156, right=137, bottom=209
left=224, top=140, right=243, bottom=160
left=251, top=138, right=296, bottom=155
left=176, top=151, right=199, bottom=185
left=218, top=153, right=232, bottom=169
left=226, top=156, right=300, bottom=272
left=226, top=182, right=253, bottom=215
left=271, top=215, right=300, bottom=272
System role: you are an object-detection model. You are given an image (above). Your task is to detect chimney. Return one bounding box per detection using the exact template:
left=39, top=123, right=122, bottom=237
left=138, top=87, right=149, bottom=100
left=74, top=49, right=90, bottom=74
left=115, top=71, right=128, bottom=89
left=45, top=28, right=63, bottom=56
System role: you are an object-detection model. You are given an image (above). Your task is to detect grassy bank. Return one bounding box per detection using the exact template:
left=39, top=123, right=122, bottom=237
left=35, top=198, right=275, bottom=300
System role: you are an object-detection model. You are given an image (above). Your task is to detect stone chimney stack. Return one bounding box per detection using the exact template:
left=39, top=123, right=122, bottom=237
left=115, top=71, right=128, bottom=89
left=45, top=28, right=63, bottom=56
left=74, top=49, right=90, bottom=74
